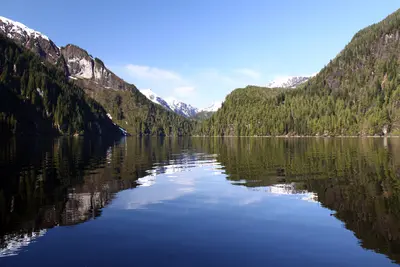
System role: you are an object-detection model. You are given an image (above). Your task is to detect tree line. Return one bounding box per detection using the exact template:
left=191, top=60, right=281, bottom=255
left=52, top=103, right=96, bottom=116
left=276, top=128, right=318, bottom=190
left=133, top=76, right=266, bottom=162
left=196, top=9, right=400, bottom=136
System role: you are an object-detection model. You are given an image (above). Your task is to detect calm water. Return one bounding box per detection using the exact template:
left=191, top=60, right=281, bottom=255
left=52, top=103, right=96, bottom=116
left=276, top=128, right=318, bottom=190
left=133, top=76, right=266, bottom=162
left=1, top=137, right=400, bottom=267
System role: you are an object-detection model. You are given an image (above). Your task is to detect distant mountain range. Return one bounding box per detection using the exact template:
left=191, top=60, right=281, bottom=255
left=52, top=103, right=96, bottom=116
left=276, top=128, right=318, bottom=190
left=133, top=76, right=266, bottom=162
left=140, top=89, right=222, bottom=118
left=0, top=15, right=307, bottom=123
left=140, top=75, right=314, bottom=118
left=0, top=15, right=223, bottom=121
left=3, top=8, right=400, bottom=137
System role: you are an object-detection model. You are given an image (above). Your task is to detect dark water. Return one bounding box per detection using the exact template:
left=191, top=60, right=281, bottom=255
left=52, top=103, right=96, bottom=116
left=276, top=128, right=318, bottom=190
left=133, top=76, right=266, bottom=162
left=1, top=137, right=400, bottom=267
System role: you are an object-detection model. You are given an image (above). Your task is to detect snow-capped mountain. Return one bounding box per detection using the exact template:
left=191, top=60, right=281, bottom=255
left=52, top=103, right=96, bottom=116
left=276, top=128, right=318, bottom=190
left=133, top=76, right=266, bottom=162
left=0, top=16, right=60, bottom=65
left=167, top=98, right=199, bottom=118
left=0, top=16, right=134, bottom=92
left=140, top=89, right=172, bottom=110
left=200, top=102, right=222, bottom=112
left=140, top=89, right=199, bottom=118
left=0, top=16, right=222, bottom=120
left=267, top=76, right=312, bottom=88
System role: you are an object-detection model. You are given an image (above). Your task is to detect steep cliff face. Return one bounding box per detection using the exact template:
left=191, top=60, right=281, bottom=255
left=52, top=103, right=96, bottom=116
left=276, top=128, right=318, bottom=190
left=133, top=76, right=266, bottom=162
left=61, top=44, right=133, bottom=91
left=0, top=17, right=133, bottom=93
left=57, top=48, right=193, bottom=136
left=0, top=35, right=123, bottom=137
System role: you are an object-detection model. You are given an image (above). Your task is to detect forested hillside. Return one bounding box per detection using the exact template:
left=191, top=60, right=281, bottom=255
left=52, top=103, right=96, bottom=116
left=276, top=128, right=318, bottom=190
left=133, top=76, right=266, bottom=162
left=197, top=9, right=400, bottom=136
left=0, top=17, right=196, bottom=137
left=0, top=36, right=121, bottom=137
left=63, top=45, right=195, bottom=136
left=83, top=87, right=194, bottom=136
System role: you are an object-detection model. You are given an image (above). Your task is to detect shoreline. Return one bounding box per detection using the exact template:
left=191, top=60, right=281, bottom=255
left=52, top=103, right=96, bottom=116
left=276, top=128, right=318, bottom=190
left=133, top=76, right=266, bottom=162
left=190, top=135, right=400, bottom=138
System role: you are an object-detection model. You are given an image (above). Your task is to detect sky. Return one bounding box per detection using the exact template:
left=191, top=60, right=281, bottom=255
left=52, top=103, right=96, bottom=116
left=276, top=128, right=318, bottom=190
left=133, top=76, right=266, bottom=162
left=2, top=0, right=399, bottom=108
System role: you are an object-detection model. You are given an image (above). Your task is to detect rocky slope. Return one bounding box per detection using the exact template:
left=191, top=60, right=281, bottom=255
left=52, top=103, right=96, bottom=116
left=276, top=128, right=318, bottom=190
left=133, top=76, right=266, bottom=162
left=0, top=16, right=194, bottom=136
left=0, top=16, right=130, bottom=90
left=141, top=88, right=201, bottom=117
left=0, top=35, right=123, bottom=137
left=140, top=89, right=172, bottom=110
left=0, top=16, right=61, bottom=65
left=62, top=44, right=132, bottom=91
left=168, top=98, right=199, bottom=117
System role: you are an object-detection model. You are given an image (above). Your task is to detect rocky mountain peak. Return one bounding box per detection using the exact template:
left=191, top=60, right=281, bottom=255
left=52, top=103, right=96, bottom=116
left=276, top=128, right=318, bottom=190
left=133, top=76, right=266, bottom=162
left=61, top=44, right=94, bottom=79
left=0, top=16, right=220, bottom=121
left=0, top=16, right=60, bottom=64
left=139, top=89, right=223, bottom=118
left=140, top=89, right=199, bottom=117
left=140, top=89, right=172, bottom=110
left=168, top=99, right=199, bottom=117
left=0, top=16, right=132, bottom=92
left=60, top=44, right=131, bottom=91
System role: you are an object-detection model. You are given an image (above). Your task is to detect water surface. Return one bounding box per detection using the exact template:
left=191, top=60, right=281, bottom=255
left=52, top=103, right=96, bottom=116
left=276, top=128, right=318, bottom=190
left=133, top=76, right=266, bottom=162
left=1, top=137, right=400, bottom=267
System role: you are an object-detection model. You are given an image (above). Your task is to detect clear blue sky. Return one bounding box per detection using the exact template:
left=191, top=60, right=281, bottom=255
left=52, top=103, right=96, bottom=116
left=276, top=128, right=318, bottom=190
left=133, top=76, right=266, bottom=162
left=2, top=0, right=399, bottom=107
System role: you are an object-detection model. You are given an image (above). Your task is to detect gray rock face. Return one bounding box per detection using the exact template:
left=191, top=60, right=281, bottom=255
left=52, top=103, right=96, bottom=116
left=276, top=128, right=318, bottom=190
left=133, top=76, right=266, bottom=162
left=0, top=17, right=133, bottom=92
left=169, top=101, right=199, bottom=117
left=140, top=89, right=200, bottom=118
left=0, top=16, right=61, bottom=65
left=61, top=44, right=132, bottom=91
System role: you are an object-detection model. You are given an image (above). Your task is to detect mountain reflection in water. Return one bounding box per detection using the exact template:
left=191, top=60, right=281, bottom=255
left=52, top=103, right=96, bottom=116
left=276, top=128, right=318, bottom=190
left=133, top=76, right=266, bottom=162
left=0, top=137, right=400, bottom=266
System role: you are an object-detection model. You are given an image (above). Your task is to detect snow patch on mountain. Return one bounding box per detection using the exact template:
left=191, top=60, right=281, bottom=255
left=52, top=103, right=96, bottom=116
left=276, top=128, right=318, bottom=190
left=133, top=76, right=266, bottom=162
left=140, top=89, right=161, bottom=104
left=0, top=16, right=61, bottom=65
left=140, top=89, right=172, bottom=110
left=267, top=75, right=315, bottom=89
left=0, top=16, right=224, bottom=118
left=0, top=16, right=50, bottom=41
left=166, top=97, right=199, bottom=117
left=140, top=89, right=211, bottom=118
left=200, top=102, right=222, bottom=112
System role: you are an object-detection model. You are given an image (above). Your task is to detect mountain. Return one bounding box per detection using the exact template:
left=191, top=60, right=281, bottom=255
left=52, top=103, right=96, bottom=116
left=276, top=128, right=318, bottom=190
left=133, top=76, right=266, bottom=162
left=140, top=89, right=199, bottom=117
left=191, top=102, right=223, bottom=120
left=0, top=16, right=194, bottom=136
left=140, top=88, right=225, bottom=120
left=167, top=98, right=199, bottom=117
left=196, top=9, right=400, bottom=136
left=266, top=76, right=311, bottom=88
left=0, top=35, right=122, bottom=137
left=0, top=16, right=61, bottom=65
left=140, top=89, right=172, bottom=110
left=140, top=88, right=223, bottom=118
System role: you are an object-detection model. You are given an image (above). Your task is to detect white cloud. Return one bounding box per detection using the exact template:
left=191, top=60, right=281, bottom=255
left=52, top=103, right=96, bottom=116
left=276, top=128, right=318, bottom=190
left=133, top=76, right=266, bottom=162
left=195, top=69, right=236, bottom=85
left=125, top=64, right=182, bottom=81
left=234, top=68, right=261, bottom=79
left=117, top=64, right=274, bottom=107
